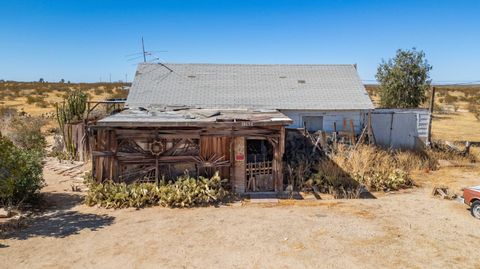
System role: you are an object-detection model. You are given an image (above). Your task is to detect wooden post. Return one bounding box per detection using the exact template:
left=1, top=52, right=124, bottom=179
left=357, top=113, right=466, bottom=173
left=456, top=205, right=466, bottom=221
left=349, top=119, right=355, bottom=144
left=367, top=111, right=375, bottom=145
left=155, top=157, right=159, bottom=185
left=427, top=86, right=436, bottom=146
left=276, top=127, right=285, bottom=192
left=333, top=122, right=337, bottom=143
left=86, top=102, right=91, bottom=121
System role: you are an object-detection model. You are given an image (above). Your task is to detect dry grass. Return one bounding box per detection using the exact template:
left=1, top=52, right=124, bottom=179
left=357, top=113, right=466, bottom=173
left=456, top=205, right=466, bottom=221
left=0, top=81, right=129, bottom=132
left=309, top=145, right=423, bottom=198
left=0, top=82, right=129, bottom=117
left=311, top=142, right=477, bottom=196
left=432, top=112, right=480, bottom=141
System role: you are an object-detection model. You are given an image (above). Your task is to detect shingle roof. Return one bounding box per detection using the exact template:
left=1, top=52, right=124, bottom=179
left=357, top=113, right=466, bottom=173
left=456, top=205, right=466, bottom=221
left=126, top=63, right=374, bottom=110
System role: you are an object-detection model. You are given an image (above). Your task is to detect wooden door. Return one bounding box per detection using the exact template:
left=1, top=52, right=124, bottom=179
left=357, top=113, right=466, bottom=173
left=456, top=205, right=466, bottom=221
left=199, top=136, right=231, bottom=179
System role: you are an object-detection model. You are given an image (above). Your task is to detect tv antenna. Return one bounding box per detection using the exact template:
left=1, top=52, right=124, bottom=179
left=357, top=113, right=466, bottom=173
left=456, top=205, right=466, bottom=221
left=125, top=37, right=168, bottom=63
left=141, top=37, right=146, bottom=63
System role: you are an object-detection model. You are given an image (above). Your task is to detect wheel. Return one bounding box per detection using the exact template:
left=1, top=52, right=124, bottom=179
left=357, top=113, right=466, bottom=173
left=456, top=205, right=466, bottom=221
left=471, top=201, right=480, bottom=219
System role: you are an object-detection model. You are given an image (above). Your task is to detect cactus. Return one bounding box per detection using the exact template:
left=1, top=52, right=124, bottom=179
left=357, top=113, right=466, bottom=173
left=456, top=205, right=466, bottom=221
left=55, top=90, right=87, bottom=160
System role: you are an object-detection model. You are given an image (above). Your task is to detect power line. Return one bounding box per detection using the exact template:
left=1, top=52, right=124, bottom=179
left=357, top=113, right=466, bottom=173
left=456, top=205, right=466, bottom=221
left=363, top=79, right=480, bottom=86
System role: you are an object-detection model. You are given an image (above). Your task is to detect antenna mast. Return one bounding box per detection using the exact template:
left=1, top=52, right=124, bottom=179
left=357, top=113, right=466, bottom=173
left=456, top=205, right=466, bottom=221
left=142, top=37, right=146, bottom=63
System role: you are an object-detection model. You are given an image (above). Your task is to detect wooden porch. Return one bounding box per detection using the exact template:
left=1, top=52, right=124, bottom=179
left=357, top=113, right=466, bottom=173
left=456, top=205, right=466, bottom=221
left=88, top=108, right=291, bottom=193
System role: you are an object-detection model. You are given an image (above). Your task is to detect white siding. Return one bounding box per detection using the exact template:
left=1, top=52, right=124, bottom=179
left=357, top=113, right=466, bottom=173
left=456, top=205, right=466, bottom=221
left=280, top=109, right=368, bottom=135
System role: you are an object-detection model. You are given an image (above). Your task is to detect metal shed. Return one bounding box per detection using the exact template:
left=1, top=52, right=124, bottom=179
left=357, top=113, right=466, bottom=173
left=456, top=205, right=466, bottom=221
left=371, top=108, right=430, bottom=149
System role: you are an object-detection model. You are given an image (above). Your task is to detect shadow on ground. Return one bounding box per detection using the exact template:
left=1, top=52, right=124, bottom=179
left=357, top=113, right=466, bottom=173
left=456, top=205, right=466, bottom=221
left=40, top=191, right=85, bottom=211
left=3, top=210, right=115, bottom=240
left=1, top=192, right=114, bottom=242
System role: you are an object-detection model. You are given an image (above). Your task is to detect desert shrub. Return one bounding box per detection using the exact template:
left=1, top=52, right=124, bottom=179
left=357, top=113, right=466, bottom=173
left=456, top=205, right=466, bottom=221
left=452, top=104, right=459, bottom=112
left=36, top=99, right=50, bottom=108
left=0, top=136, right=44, bottom=208
left=434, top=103, right=447, bottom=114
left=443, top=93, right=458, bottom=104
left=8, top=116, right=47, bottom=154
left=467, top=103, right=480, bottom=120
left=26, top=95, right=39, bottom=104
left=0, top=106, right=17, bottom=118
left=85, top=172, right=230, bottom=209
left=429, top=141, right=477, bottom=163
left=104, top=87, right=114, bottom=94
left=283, top=131, right=322, bottom=190
left=93, top=88, right=104, bottom=95
left=310, top=145, right=416, bottom=193
left=108, top=88, right=129, bottom=99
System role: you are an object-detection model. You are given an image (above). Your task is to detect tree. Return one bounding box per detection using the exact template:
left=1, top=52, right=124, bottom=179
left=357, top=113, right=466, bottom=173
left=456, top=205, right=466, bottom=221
left=39, top=78, right=45, bottom=83
left=376, top=48, right=432, bottom=108
left=59, top=78, right=65, bottom=83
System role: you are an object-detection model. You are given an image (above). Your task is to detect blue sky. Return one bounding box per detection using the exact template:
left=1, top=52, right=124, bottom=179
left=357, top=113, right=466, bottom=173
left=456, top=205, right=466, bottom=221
left=0, top=0, right=479, bottom=83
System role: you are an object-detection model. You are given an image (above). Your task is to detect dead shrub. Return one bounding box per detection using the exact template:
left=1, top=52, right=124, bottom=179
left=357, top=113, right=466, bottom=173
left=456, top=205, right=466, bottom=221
left=467, top=102, right=479, bottom=120
left=311, top=145, right=416, bottom=193
left=429, top=141, right=477, bottom=163
left=283, top=130, right=322, bottom=190
left=93, top=88, right=104, bottom=95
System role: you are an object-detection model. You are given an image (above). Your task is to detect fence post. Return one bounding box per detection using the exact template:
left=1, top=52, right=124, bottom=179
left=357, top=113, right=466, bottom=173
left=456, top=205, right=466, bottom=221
left=427, top=86, right=436, bottom=146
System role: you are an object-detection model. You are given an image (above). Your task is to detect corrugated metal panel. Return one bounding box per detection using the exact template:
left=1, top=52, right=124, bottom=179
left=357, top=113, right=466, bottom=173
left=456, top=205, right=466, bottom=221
left=417, top=111, right=430, bottom=138
left=371, top=109, right=431, bottom=149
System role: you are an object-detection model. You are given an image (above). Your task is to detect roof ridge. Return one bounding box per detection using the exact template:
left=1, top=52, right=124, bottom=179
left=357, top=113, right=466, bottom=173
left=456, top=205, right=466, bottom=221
left=139, top=62, right=356, bottom=67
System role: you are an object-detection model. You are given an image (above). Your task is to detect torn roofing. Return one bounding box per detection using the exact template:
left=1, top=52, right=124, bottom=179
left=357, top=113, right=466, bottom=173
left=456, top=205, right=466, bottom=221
left=96, top=107, right=293, bottom=127
left=126, top=63, right=374, bottom=110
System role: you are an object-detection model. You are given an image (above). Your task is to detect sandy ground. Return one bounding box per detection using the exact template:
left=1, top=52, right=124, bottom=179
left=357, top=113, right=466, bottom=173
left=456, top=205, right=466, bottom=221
left=1, top=161, right=480, bottom=269
left=432, top=111, right=480, bottom=141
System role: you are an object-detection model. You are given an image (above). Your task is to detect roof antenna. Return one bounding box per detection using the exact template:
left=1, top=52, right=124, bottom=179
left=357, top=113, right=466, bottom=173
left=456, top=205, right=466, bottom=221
left=158, top=62, right=173, bottom=72
left=142, top=37, right=147, bottom=63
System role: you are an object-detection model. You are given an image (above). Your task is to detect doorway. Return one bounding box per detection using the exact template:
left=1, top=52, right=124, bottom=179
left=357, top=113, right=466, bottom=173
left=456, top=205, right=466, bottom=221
left=245, top=139, right=274, bottom=192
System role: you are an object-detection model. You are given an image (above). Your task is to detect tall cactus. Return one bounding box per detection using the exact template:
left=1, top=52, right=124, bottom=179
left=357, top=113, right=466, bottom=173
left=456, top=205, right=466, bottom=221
left=55, top=90, right=87, bottom=160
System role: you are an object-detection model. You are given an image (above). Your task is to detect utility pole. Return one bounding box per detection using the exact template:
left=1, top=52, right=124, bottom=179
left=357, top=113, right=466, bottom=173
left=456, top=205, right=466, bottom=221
left=125, top=73, right=128, bottom=83
left=109, top=73, right=112, bottom=83
left=142, top=37, right=146, bottom=63
left=427, top=86, right=436, bottom=146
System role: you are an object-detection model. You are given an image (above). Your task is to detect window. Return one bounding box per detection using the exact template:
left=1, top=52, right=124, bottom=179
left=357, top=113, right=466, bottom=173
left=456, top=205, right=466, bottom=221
left=302, top=116, right=324, bottom=132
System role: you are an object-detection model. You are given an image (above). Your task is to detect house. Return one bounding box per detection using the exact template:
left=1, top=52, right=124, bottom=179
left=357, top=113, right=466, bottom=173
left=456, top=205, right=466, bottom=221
left=89, top=63, right=373, bottom=193
left=127, top=63, right=374, bottom=133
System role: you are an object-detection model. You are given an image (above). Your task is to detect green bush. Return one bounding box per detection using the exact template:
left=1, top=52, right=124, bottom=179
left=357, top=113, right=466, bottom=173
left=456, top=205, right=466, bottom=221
left=85, top=172, right=230, bottom=209
left=0, top=136, right=44, bottom=208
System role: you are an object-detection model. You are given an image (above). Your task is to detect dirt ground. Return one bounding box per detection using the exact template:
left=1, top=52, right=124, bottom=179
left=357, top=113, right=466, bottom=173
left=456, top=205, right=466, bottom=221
left=1, top=160, right=480, bottom=269
left=1, top=85, right=480, bottom=268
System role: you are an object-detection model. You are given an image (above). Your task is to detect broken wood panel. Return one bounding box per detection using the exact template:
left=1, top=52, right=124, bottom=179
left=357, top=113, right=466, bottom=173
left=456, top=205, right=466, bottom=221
left=200, top=136, right=231, bottom=179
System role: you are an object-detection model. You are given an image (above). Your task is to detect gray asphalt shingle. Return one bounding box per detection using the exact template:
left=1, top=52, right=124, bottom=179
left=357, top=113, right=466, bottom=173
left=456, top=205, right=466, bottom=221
left=126, top=63, right=374, bottom=110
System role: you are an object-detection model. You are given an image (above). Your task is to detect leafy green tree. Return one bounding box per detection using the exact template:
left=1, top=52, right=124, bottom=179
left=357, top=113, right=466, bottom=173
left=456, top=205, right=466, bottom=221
left=376, top=48, right=432, bottom=108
